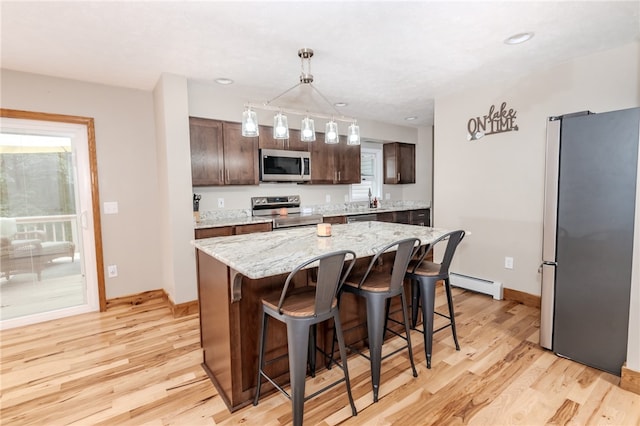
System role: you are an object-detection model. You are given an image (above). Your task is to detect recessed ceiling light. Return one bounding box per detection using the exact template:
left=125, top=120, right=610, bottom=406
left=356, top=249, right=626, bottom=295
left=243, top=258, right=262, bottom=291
left=334, top=102, right=348, bottom=107
left=504, top=32, right=534, bottom=45
left=215, top=78, right=234, bottom=85
left=405, top=116, right=418, bottom=121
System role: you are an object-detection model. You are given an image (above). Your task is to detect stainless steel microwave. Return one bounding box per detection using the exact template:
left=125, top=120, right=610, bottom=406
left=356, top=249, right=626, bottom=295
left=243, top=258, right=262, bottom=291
left=259, top=149, right=311, bottom=182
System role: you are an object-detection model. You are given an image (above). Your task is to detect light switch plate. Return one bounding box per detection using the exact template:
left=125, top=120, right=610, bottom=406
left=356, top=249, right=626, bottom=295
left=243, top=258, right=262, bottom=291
left=104, top=201, right=118, bottom=214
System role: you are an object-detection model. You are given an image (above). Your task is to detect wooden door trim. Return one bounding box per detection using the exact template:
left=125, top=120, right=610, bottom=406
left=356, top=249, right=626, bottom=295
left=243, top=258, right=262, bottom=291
left=1, top=108, right=107, bottom=311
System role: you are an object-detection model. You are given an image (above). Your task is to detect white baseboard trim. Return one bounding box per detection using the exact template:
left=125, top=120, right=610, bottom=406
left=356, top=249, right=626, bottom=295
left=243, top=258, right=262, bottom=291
left=450, top=273, right=503, bottom=300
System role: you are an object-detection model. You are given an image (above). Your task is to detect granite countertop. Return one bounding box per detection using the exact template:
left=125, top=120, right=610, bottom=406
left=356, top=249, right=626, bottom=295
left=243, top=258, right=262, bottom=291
left=194, top=201, right=431, bottom=229
left=192, top=221, right=448, bottom=279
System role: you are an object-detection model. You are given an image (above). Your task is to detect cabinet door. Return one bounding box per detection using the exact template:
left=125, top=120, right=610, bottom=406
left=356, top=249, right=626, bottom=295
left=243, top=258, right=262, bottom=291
left=259, top=127, right=310, bottom=151
left=190, top=117, right=224, bottom=186
left=223, top=122, right=259, bottom=185
left=398, top=143, right=416, bottom=183
left=258, top=125, right=284, bottom=150
left=393, top=210, right=411, bottom=224
left=335, top=141, right=361, bottom=184
left=323, top=216, right=346, bottom=224
left=384, top=142, right=415, bottom=184
left=287, top=129, right=312, bottom=151
left=383, top=143, right=399, bottom=184
left=410, top=209, right=430, bottom=226
left=309, top=133, right=337, bottom=184
left=234, top=222, right=272, bottom=234
left=195, top=226, right=233, bottom=239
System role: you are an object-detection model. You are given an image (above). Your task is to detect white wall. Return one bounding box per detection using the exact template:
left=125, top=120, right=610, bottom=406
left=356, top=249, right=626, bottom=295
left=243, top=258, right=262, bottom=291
left=153, top=74, right=198, bottom=304
left=187, top=80, right=428, bottom=212
left=433, top=42, right=640, bottom=370
left=1, top=69, right=163, bottom=299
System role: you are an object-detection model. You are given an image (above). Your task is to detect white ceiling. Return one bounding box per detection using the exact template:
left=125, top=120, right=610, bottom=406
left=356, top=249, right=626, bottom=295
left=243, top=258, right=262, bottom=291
left=1, top=1, right=639, bottom=127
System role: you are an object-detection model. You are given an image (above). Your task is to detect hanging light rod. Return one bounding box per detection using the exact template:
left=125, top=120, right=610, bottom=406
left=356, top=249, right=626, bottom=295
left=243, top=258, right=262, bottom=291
left=243, top=102, right=356, bottom=123
left=242, top=48, right=360, bottom=145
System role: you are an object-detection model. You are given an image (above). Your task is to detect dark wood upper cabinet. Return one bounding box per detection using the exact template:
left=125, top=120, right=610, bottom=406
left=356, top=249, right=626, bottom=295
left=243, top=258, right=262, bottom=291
left=190, top=117, right=224, bottom=186
left=259, top=126, right=310, bottom=151
left=383, top=142, right=415, bottom=184
left=222, top=122, right=259, bottom=185
left=190, top=117, right=259, bottom=186
left=310, top=134, right=361, bottom=184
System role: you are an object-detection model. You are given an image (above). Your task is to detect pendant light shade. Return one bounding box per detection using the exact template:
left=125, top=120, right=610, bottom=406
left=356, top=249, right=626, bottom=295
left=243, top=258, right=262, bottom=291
left=325, top=120, right=339, bottom=144
left=301, top=116, right=316, bottom=142
left=347, top=122, right=360, bottom=145
left=273, top=112, right=289, bottom=139
left=242, top=107, right=259, bottom=137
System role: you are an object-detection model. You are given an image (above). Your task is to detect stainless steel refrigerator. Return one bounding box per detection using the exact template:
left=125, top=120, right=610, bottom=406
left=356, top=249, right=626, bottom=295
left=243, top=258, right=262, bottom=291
left=540, top=107, right=639, bottom=376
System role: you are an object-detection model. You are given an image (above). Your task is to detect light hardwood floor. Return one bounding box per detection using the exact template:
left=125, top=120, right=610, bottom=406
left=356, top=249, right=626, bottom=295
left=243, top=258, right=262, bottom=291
left=1, top=288, right=639, bottom=425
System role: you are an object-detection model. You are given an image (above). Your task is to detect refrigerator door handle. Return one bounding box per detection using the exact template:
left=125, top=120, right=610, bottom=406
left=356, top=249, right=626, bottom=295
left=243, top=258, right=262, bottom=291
left=542, top=261, right=558, bottom=266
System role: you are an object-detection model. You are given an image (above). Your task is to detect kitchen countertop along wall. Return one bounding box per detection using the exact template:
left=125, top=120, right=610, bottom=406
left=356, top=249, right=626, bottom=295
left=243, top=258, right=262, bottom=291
left=194, top=200, right=431, bottom=230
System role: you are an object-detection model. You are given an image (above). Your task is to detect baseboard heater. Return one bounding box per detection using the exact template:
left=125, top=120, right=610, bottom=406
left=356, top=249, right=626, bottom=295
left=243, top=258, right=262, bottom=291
left=450, top=273, right=503, bottom=300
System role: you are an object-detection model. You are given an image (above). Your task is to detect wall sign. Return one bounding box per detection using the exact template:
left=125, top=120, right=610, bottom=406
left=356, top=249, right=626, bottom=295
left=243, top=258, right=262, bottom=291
left=467, top=102, right=519, bottom=140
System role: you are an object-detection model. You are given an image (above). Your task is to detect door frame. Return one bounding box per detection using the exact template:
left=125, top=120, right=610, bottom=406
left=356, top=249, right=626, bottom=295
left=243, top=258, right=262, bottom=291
left=1, top=108, right=106, bottom=311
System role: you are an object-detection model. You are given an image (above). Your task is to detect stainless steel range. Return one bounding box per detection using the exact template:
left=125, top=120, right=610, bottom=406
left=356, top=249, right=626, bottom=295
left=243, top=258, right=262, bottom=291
left=251, top=195, right=323, bottom=229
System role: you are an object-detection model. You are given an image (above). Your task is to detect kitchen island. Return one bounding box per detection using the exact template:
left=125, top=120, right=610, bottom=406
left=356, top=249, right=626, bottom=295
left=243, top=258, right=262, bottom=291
left=193, top=221, right=449, bottom=411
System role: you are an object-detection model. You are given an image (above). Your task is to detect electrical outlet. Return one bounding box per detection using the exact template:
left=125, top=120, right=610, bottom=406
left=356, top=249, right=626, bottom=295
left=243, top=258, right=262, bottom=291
left=385, top=193, right=391, bottom=200
left=504, top=256, right=514, bottom=269
left=344, top=194, right=349, bottom=202
left=325, top=194, right=331, bottom=203
left=107, top=264, right=118, bottom=278
left=217, top=198, right=224, bottom=208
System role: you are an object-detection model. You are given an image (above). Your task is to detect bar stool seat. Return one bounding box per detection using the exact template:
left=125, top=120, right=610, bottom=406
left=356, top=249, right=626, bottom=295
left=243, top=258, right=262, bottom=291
left=254, top=250, right=358, bottom=426
left=406, top=229, right=466, bottom=369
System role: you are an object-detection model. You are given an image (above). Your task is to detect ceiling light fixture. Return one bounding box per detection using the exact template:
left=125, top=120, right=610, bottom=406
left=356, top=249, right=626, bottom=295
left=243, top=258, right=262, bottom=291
left=404, top=116, right=418, bottom=121
left=215, top=78, right=234, bottom=85
left=241, top=48, right=360, bottom=145
left=504, top=32, right=534, bottom=45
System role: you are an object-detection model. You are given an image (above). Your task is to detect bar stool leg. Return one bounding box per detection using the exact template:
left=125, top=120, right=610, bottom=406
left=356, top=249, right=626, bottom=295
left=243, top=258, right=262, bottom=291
left=308, top=325, right=317, bottom=377
left=400, top=288, right=418, bottom=377
left=253, top=310, right=269, bottom=406
left=419, top=278, right=436, bottom=369
left=411, top=279, right=420, bottom=328
left=287, top=320, right=310, bottom=426
left=365, top=294, right=386, bottom=403
left=443, top=278, right=460, bottom=350
left=333, top=312, right=357, bottom=416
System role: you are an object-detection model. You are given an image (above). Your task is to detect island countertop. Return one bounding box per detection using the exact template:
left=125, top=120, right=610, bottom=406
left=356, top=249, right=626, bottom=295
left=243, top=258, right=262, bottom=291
left=192, top=221, right=449, bottom=279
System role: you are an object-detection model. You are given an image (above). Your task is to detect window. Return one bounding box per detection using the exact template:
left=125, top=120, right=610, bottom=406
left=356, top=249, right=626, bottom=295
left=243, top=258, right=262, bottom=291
left=350, top=144, right=382, bottom=202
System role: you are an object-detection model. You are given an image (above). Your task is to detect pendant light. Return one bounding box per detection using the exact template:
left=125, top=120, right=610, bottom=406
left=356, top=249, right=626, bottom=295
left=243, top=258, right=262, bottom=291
left=241, top=107, right=259, bottom=137
left=273, top=112, right=289, bottom=139
left=242, top=48, right=360, bottom=145
left=347, top=121, right=360, bottom=145
left=301, top=116, right=316, bottom=142
left=325, top=120, right=339, bottom=144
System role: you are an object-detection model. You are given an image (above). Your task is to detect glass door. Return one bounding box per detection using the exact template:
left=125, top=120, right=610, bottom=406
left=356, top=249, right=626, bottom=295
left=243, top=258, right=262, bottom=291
left=0, top=118, right=99, bottom=328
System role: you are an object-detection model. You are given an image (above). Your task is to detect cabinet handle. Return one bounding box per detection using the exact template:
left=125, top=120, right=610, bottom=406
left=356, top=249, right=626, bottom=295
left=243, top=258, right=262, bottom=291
left=397, top=173, right=400, bottom=181
left=338, top=171, right=341, bottom=181
left=226, top=169, right=230, bottom=183
left=220, top=170, right=223, bottom=182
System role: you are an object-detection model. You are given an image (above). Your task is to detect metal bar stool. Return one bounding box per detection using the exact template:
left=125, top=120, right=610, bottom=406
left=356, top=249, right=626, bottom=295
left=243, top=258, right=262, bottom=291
left=406, top=229, right=465, bottom=368
left=338, top=238, right=420, bottom=403
left=253, top=250, right=358, bottom=426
